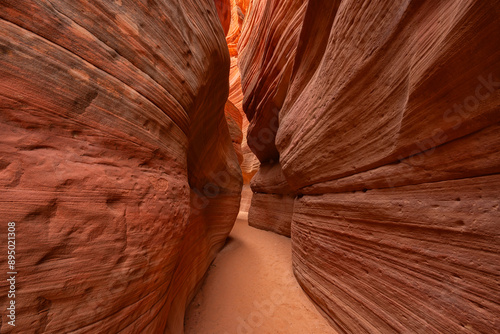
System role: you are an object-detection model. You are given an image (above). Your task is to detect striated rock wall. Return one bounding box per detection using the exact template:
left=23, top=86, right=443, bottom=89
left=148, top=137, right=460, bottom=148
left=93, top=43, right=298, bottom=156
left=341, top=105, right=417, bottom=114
left=0, top=1, right=241, bottom=333
left=214, top=0, right=258, bottom=189
left=224, top=100, right=244, bottom=164
left=240, top=0, right=500, bottom=332
left=238, top=0, right=306, bottom=233
left=224, top=0, right=259, bottom=186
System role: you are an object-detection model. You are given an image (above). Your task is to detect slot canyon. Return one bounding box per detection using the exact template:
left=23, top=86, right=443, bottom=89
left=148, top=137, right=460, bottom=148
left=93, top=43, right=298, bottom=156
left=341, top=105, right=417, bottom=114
left=0, top=0, right=499, bottom=333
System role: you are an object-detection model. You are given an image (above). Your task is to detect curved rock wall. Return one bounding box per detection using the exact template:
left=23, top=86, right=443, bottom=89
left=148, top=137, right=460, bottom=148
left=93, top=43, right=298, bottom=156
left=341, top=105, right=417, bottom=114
left=223, top=0, right=259, bottom=186
left=238, top=0, right=307, bottom=234
left=240, top=0, right=500, bottom=332
left=0, top=1, right=241, bottom=333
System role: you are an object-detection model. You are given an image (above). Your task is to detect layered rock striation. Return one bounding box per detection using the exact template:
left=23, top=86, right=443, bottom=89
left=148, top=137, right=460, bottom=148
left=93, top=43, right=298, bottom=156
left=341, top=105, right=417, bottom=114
left=0, top=1, right=241, bottom=333
left=240, top=0, right=500, bottom=332
left=216, top=0, right=257, bottom=222
left=238, top=0, right=307, bottom=235
left=224, top=0, right=259, bottom=185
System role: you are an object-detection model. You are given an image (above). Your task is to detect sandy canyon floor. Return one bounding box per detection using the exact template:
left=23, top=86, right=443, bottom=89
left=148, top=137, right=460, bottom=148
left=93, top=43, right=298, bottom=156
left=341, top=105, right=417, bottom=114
left=184, top=213, right=337, bottom=334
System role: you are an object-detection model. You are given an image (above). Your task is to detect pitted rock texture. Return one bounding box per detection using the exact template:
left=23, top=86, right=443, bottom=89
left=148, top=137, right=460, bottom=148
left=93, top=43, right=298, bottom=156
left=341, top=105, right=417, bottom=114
left=239, top=0, right=500, bottom=332
left=0, top=1, right=241, bottom=333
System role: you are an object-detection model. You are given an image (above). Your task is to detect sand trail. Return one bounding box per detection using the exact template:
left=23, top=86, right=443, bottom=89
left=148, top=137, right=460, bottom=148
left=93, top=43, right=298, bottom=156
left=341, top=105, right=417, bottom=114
left=184, top=214, right=337, bottom=334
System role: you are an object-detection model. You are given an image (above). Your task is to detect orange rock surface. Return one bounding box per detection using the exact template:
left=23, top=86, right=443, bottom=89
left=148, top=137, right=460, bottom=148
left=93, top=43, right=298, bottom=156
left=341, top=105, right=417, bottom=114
left=1, top=0, right=499, bottom=332
left=238, top=0, right=306, bottom=234
left=0, top=1, right=241, bottom=333
left=223, top=0, right=258, bottom=185
left=239, top=0, right=500, bottom=332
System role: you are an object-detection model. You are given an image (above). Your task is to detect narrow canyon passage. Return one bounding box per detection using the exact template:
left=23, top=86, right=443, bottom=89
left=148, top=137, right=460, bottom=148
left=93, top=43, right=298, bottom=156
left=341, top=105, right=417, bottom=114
left=0, top=0, right=498, bottom=332
left=184, top=213, right=336, bottom=334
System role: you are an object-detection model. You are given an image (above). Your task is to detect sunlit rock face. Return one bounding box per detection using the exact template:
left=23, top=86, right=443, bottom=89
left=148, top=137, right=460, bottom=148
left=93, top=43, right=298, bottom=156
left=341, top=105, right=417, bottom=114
left=0, top=1, right=241, bottom=333
left=240, top=0, right=500, bottom=332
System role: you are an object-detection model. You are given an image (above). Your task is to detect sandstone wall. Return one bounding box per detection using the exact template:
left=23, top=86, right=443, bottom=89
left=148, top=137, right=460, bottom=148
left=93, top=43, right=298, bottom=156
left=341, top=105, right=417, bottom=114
left=223, top=0, right=259, bottom=186
left=0, top=1, right=241, bottom=333
left=238, top=184, right=253, bottom=214
left=239, top=0, right=500, bottom=332
left=238, top=0, right=306, bottom=233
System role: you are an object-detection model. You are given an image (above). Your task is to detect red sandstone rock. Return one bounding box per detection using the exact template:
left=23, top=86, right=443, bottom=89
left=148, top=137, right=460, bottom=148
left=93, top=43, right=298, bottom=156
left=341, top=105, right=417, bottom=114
left=237, top=0, right=306, bottom=235
left=239, top=0, right=500, bottom=332
left=224, top=0, right=258, bottom=186
left=240, top=125, right=260, bottom=184
left=250, top=162, right=293, bottom=195
left=247, top=162, right=293, bottom=235
left=0, top=1, right=241, bottom=333
left=239, top=0, right=307, bottom=163
left=277, top=1, right=500, bottom=189
left=293, top=175, right=500, bottom=333
left=300, top=122, right=500, bottom=195
left=248, top=193, right=293, bottom=237
left=215, top=0, right=231, bottom=36
left=224, top=100, right=244, bottom=164
left=238, top=184, right=253, bottom=213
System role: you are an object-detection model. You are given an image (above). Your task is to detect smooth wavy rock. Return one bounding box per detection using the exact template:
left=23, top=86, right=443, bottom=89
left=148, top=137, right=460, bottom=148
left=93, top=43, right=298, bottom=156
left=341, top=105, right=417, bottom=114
left=224, top=100, right=244, bottom=164
left=277, top=1, right=500, bottom=189
left=222, top=0, right=258, bottom=185
left=0, top=1, right=241, bottom=333
left=238, top=0, right=306, bottom=234
left=215, top=0, right=231, bottom=36
left=239, top=0, right=307, bottom=163
left=239, top=0, right=500, bottom=332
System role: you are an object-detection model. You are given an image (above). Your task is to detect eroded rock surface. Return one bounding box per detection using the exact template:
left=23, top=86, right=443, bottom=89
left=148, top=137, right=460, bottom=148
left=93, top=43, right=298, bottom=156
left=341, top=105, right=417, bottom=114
left=223, top=0, right=258, bottom=185
left=240, top=0, right=500, bottom=332
left=0, top=1, right=241, bottom=333
left=238, top=0, right=306, bottom=234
